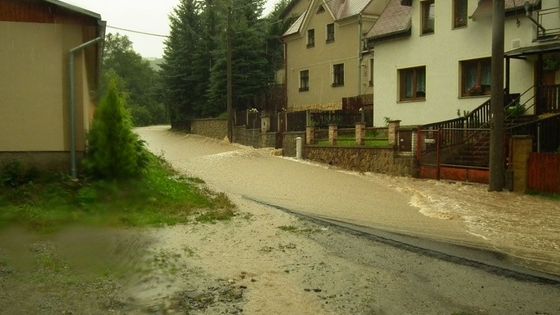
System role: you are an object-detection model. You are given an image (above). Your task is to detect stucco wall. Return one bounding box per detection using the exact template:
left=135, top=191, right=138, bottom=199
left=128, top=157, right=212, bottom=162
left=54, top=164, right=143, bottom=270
left=304, top=146, right=415, bottom=176
left=0, top=21, right=93, bottom=152
left=284, top=7, right=374, bottom=112
left=190, top=119, right=228, bottom=140
left=373, top=0, right=537, bottom=126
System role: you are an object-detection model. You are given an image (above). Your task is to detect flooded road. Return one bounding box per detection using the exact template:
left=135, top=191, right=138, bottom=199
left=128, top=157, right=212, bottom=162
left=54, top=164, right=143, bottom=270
left=137, top=126, right=560, bottom=276
left=2, top=197, right=560, bottom=314
left=1, top=125, right=559, bottom=314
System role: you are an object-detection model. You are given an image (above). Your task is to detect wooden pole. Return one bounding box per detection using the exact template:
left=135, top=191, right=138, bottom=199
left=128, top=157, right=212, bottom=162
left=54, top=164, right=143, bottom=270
left=489, top=0, right=505, bottom=191
left=226, top=5, right=233, bottom=143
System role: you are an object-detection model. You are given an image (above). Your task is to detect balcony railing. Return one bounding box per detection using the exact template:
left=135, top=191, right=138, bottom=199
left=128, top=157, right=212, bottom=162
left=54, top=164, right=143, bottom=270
left=537, top=7, right=560, bottom=39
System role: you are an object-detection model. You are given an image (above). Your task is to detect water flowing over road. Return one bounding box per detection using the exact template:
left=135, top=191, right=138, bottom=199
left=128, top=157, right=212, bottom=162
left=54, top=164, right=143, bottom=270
left=137, top=126, right=560, bottom=277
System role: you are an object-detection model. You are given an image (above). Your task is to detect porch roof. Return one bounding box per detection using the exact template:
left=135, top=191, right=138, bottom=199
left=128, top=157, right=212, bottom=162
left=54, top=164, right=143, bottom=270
left=505, top=42, right=560, bottom=58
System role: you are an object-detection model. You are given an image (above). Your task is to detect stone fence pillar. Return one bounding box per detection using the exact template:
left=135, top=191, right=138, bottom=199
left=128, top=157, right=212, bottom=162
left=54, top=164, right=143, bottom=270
left=511, top=135, right=533, bottom=193
left=388, top=120, right=401, bottom=146
left=261, top=115, right=270, bottom=133
left=329, top=124, right=338, bottom=145
left=355, top=122, right=365, bottom=146
left=306, top=126, right=315, bottom=145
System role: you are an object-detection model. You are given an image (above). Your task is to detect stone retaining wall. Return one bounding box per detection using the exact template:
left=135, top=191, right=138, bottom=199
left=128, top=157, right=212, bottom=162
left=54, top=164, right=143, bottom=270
left=190, top=119, right=228, bottom=140
left=282, top=131, right=306, bottom=157
left=234, top=127, right=276, bottom=148
left=304, top=146, right=415, bottom=176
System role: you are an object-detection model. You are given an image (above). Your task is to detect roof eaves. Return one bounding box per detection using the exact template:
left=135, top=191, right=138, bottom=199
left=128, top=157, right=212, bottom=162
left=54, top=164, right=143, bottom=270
left=372, top=24, right=411, bottom=41
left=43, top=0, right=102, bottom=20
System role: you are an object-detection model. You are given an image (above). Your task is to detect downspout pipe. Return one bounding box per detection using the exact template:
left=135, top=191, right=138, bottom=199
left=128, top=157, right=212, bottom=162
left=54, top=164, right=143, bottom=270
left=357, top=14, right=363, bottom=98
left=69, top=36, right=104, bottom=178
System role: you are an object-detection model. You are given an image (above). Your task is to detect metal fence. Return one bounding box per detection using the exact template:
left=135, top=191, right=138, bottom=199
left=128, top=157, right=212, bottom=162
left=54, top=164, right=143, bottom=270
left=287, top=111, right=307, bottom=131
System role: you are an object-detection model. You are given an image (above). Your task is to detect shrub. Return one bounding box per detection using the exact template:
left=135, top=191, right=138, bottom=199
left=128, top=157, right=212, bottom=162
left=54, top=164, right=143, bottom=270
left=0, top=160, right=40, bottom=188
left=83, top=76, right=148, bottom=179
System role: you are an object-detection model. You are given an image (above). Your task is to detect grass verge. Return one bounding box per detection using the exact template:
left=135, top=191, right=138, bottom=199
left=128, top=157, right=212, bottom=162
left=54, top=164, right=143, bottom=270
left=314, top=139, right=391, bottom=148
left=0, top=154, right=235, bottom=232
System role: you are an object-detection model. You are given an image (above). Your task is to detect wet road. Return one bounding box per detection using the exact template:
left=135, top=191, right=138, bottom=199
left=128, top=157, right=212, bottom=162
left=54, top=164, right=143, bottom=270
left=137, top=126, right=560, bottom=276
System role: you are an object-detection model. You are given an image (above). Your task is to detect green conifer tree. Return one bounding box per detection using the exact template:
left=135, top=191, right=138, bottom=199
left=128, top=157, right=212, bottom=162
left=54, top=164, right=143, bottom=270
left=84, top=77, right=148, bottom=179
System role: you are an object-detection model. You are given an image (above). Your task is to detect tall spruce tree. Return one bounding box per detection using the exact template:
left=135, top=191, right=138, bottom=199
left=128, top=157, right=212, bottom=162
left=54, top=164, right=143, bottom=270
left=162, top=0, right=293, bottom=120
left=161, top=0, right=204, bottom=125
left=208, top=0, right=270, bottom=111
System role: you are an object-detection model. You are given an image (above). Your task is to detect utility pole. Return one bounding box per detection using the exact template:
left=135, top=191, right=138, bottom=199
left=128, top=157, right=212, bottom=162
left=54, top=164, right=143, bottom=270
left=226, top=4, right=234, bottom=143
left=489, top=0, right=505, bottom=191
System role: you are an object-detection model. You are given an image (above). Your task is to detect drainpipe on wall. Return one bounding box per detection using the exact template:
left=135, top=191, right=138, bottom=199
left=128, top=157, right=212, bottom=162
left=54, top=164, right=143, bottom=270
left=357, top=14, right=363, bottom=98
left=69, top=36, right=104, bottom=178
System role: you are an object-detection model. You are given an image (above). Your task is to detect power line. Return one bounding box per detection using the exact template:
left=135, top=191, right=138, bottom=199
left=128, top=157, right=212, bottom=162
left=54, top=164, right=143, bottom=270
left=107, top=25, right=169, bottom=38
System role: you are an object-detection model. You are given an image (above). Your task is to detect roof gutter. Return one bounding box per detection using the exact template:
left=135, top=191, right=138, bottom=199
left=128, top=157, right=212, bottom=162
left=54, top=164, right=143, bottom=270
left=68, top=36, right=104, bottom=178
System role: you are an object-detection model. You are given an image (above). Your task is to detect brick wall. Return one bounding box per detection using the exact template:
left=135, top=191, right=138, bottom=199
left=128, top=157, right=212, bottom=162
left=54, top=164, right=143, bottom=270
left=304, top=146, right=415, bottom=176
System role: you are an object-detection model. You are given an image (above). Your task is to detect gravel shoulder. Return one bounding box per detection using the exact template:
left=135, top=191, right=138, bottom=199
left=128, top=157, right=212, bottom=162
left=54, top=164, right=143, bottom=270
left=2, top=195, right=559, bottom=314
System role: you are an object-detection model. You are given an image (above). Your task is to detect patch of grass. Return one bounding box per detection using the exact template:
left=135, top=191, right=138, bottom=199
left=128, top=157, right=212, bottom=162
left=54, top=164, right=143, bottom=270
left=314, top=139, right=391, bottom=148
left=526, top=191, right=560, bottom=201
left=277, top=225, right=322, bottom=234
left=278, top=225, right=299, bottom=232
left=0, top=154, right=235, bottom=232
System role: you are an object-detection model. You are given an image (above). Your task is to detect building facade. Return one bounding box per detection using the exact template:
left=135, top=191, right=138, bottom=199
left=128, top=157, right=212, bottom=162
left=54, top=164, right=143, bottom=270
left=282, top=0, right=390, bottom=112
left=0, top=0, right=105, bottom=170
left=369, top=0, right=559, bottom=126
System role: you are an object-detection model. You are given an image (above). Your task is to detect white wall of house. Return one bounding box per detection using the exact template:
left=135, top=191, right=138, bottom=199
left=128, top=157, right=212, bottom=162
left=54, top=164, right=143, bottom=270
left=373, top=0, right=538, bottom=126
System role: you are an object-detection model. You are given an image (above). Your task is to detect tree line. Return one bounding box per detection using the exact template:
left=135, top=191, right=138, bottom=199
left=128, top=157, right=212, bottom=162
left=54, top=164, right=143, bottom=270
left=161, top=0, right=294, bottom=125
left=101, top=0, right=293, bottom=127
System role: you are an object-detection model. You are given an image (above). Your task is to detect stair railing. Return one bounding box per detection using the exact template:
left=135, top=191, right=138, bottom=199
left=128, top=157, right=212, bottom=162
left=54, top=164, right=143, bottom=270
left=418, top=85, right=536, bottom=168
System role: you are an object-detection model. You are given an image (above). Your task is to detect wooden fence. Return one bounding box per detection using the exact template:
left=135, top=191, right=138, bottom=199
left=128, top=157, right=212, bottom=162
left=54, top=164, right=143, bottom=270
left=528, top=153, right=560, bottom=194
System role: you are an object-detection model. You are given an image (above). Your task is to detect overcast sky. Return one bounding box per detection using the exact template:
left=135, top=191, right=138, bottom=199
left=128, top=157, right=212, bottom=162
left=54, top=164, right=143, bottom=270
left=64, top=0, right=281, bottom=58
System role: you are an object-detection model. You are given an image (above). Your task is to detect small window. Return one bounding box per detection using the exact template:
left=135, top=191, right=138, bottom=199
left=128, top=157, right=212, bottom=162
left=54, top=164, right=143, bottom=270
left=421, top=0, right=435, bottom=35
left=307, top=29, right=315, bottom=48
left=453, top=0, right=468, bottom=28
left=460, top=58, right=491, bottom=97
left=300, top=70, right=309, bottom=92
left=326, top=23, right=335, bottom=43
left=317, top=5, right=325, bottom=14
left=399, top=66, right=426, bottom=101
left=369, top=59, right=374, bottom=86
left=332, top=64, right=344, bottom=87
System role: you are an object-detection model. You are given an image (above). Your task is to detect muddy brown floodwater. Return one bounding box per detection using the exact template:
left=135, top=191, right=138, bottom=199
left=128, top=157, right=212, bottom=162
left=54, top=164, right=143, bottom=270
left=1, top=125, right=559, bottom=314
left=137, top=126, right=560, bottom=276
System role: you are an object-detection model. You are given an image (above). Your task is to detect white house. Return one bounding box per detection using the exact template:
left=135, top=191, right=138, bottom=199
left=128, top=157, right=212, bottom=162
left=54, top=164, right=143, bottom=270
left=368, top=0, right=559, bottom=126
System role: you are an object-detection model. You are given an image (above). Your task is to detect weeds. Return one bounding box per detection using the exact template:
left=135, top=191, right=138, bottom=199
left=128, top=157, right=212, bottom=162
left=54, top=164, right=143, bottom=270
left=0, top=154, right=235, bottom=232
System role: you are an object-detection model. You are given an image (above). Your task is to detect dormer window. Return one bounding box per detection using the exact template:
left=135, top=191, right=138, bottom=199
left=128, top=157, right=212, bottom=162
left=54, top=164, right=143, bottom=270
left=326, top=23, right=335, bottom=43
left=317, top=5, right=325, bottom=14
left=307, top=29, right=315, bottom=48
left=421, top=0, right=435, bottom=35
